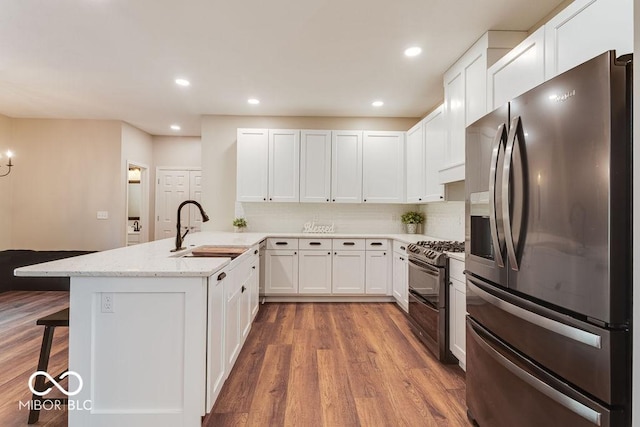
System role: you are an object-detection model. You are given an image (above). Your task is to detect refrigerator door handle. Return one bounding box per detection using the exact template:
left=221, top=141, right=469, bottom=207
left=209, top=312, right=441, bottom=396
left=488, top=123, right=507, bottom=268
left=469, top=319, right=603, bottom=426
left=467, top=278, right=602, bottom=349
left=502, top=116, right=521, bottom=271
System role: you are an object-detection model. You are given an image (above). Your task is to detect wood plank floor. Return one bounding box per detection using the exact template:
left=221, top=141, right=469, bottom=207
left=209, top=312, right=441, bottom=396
left=207, top=302, right=470, bottom=427
left=0, top=291, right=69, bottom=427
left=0, top=293, right=470, bottom=426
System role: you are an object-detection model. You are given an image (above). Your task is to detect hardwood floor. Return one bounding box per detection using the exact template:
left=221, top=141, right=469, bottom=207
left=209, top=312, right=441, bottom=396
left=207, top=303, right=470, bottom=427
left=0, top=293, right=470, bottom=426
left=0, top=291, right=69, bottom=427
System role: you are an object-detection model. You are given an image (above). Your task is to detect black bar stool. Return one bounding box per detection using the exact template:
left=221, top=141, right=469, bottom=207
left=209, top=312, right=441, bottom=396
left=28, top=308, right=69, bottom=424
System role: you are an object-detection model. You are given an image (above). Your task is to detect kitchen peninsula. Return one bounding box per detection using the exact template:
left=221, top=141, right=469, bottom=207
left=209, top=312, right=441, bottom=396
left=14, top=231, right=435, bottom=427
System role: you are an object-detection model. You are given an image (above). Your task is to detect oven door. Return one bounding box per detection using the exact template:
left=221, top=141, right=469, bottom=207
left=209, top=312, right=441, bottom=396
left=407, top=257, right=443, bottom=308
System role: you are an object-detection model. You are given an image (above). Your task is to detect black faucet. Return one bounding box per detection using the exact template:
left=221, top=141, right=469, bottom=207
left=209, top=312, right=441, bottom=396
left=171, top=200, right=210, bottom=252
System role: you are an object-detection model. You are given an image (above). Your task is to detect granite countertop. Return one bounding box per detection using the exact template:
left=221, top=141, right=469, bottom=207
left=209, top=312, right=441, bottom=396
left=14, top=231, right=462, bottom=278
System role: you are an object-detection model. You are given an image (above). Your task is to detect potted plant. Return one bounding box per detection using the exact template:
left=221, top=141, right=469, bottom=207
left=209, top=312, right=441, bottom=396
left=401, top=211, right=424, bottom=234
left=232, top=217, right=247, bottom=232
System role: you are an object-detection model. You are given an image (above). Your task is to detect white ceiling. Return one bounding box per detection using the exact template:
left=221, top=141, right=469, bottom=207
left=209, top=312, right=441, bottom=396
left=0, top=0, right=567, bottom=136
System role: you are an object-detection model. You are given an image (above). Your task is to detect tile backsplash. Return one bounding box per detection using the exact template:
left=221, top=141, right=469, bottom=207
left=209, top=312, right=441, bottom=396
left=237, top=203, right=414, bottom=234
left=236, top=201, right=465, bottom=240
left=419, top=202, right=465, bottom=241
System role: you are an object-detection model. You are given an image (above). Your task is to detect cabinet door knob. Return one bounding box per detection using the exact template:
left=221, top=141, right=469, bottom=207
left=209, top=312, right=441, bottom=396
left=263, top=198, right=266, bottom=201
left=418, top=198, right=422, bottom=201
left=269, top=198, right=272, bottom=201
left=384, top=252, right=386, bottom=256
left=332, top=199, right=336, bottom=202
left=241, top=285, right=246, bottom=293
left=440, top=196, right=444, bottom=199
left=328, top=252, right=331, bottom=255
left=326, top=199, right=329, bottom=202
left=294, top=251, right=297, bottom=255
left=252, top=266, right=256, bottom=269
left=364, top=199, right=367, bottom=202
left=254, top=249, right=258, bottom=254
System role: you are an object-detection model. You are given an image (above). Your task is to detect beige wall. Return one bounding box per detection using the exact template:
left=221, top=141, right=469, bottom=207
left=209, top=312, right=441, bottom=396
left=201, top=115, right=419, bottom=231
left=0, top=114, right=12, bottom=249
left=10, top=119, right=122, bottom=251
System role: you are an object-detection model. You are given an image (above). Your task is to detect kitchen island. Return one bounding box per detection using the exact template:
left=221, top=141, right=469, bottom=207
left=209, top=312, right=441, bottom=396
left=15, top=231, right=445, bottom=426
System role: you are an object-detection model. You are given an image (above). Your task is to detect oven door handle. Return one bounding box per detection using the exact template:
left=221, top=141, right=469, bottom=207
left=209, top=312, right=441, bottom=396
left=408, top=288, right=438, bottom=310
left=408, top=257, right=441, bottom=274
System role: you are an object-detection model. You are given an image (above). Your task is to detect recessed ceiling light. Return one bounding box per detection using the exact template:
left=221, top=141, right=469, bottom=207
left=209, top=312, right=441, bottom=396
left=404, top=47, right=422, bottom=57
left=247, top=98, right=260, bottom=105
left=175, top=78, right=191, bottom=87
left=170, top=124, right=181, bottom=131
left=372, top=100, right=384, bottom=107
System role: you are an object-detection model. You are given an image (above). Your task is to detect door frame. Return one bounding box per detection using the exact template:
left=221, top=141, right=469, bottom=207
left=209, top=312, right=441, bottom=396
left=125, top=160, right=150, bottom=246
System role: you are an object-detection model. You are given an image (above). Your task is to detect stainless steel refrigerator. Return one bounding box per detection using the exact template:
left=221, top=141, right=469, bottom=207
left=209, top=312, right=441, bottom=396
left=465, top=51, right=632, bottom=427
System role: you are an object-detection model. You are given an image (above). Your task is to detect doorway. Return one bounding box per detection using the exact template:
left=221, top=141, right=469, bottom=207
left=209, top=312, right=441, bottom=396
left=126, top=162, right=149, bottom=246
left=155, top=167, right=203, bottom=241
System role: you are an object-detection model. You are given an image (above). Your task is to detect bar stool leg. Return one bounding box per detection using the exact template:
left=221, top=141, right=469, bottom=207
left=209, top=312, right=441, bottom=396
left=28, top=325, right=55, bottom=424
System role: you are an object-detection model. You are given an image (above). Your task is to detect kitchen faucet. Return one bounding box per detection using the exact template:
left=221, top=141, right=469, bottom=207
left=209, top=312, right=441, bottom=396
left=170, top=200, right=210, bottom=252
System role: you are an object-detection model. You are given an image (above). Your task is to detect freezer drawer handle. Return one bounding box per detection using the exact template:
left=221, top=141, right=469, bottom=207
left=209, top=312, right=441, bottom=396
left=470, top=321, right=602, bottom=426
left=467, top=279, right=602, bottom=349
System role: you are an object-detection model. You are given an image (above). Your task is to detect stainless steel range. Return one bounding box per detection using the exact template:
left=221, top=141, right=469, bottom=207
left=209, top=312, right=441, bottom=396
left=406, top=240, right=464, bottom=363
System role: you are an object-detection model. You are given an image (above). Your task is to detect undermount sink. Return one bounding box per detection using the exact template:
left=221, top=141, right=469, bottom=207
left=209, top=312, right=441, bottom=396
left=179, top=246, right=248, bottom=260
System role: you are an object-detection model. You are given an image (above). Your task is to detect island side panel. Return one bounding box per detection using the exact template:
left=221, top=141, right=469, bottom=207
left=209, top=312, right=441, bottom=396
left=69, top=276, right=207, bottom=427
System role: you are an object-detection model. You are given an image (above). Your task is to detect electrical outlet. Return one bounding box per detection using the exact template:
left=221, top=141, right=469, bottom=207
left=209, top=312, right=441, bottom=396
left=97, top=211, right=109, bottom=220
left=101, top=293, right=114, bottom=313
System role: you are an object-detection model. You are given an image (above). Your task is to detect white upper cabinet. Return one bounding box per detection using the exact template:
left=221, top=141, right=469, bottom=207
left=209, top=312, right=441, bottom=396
left=423, top=106, right=446, bottom=202
left=406, top=121, right=425, bottom=203
left=268, top=129, right=300, bottom=202
left=331, top=130, right=363, bottom=203
left=300, top=130, right=332, bottom=203
left=362, top=131, right=405, bottom=203
left=441, top=31, right=526, bottom=184
left=236, top=128, right=268, bottom=202
left=487, top=27, right=546, bottom=111
left=544, top=0, right=633, bottom=79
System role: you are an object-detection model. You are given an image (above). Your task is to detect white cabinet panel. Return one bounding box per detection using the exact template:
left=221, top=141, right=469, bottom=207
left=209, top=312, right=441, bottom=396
left=225, top=270, right=241, bottom=374
left=365, top=250, right=391, bottom=295
left=300, top=130, right=332, bottom=203
left=448, top=258, right=466, bottom=369
left=440, top=31, right=525, bottom=184
left=332, top=250, right=366, bottom=294
left=423, top=106, right=446, bottom=202
left=544, top=0, right=633, bottom=79
left=265, top=250, right=299, bottom=294
left=406, top=121, right=425, bottom=203
left=250, top=257, right=259, bottom=320
left=487, top=27, right=545, bottom=111
left=236, top=128, right=268, bottom=202
left=331, top=130, right=363, bottom=203
left=362, top=131, right=405, bottom=203
left=268, top=129, right=300, bottom=202
left=392, top=252, right=408, bottom=312
left=206, top=271, right=226, bottom=412
left=299, top=251, right=332, bottom=294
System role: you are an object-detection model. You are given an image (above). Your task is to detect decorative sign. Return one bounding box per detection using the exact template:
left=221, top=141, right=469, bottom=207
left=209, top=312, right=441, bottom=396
left=302, top=221, right=335, bottom=234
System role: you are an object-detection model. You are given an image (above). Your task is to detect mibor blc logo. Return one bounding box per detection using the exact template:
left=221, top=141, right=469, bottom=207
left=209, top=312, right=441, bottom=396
left=19, top=370, right=92, bottom=412
left=28, top=370, right=83, bottom=396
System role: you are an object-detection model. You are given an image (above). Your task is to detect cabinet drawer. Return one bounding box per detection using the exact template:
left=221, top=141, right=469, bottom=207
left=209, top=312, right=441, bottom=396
left=449, top=258, right=465, bottom=283
left=266, top=238, right=299, bottom=250
left=299, top=238, right=331, bottom=250
left=393, top=240, right=408, bottom=254
left=332, top=239, right=365, bottom=251
left=365, top=239, right=389, bottom=251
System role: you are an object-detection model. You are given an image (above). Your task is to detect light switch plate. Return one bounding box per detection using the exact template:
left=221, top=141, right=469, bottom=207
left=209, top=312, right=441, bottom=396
left=97, top=211, right=109, bottom=220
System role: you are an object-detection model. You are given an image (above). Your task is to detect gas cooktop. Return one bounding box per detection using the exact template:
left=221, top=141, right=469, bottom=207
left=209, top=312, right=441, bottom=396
left=407, top=240, right=465, bottom=266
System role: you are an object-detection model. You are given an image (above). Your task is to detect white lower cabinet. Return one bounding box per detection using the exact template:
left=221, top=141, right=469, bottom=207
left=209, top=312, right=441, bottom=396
left=332, top=250, right=366, bottom=294
left=392, top=251, right=408, bottom=312
left=365, top=250, right=391, bottom=295
left=224, top=268, right=242, bottom=374
left=448, top=258, right=466, bottom=369
left=265, top=250, right=299, bottom=294
left=250, top=256, right=259, bottom=319
left=206, top=269, right=227, bottom=412
left=299, top=250, right=332, bottom=294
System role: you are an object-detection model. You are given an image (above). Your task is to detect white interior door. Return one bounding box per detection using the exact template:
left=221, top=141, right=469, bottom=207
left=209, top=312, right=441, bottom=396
left=189, top=170, right=203, bottom=231
left=155, top=169, right=201, bottom=241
